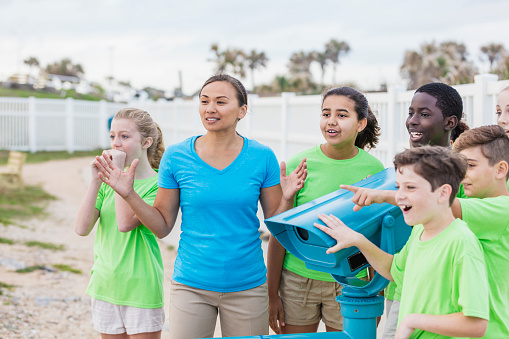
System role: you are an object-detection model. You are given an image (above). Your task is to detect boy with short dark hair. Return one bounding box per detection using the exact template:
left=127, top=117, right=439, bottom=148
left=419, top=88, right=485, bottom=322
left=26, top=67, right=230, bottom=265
left=315, top=146, right=489, bottom=338
left=450, top=125, right=509, bottom=338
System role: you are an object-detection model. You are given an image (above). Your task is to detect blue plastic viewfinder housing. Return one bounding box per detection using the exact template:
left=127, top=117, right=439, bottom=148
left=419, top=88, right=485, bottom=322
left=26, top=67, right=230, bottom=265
left=264, top=168, right=412, bottom=298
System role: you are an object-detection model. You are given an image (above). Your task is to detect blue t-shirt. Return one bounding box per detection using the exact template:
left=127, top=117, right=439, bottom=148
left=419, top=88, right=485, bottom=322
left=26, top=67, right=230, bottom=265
left=158, top=135, right=280, bottom=292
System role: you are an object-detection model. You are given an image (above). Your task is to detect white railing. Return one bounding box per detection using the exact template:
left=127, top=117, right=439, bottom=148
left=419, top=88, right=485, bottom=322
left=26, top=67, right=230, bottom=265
left=1, top=74, right=508, bottom=167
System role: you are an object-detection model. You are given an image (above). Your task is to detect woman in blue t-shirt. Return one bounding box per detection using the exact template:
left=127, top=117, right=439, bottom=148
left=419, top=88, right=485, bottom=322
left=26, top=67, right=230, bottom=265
left=95, top=74, right=306, bottom=338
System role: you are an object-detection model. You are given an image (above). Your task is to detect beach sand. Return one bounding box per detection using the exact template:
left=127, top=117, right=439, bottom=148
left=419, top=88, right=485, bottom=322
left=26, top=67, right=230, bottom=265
left=0, top=157, right=174, bottom=338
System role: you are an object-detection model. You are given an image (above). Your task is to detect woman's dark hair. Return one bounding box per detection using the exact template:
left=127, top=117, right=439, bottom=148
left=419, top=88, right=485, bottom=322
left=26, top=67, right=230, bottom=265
left=322, top=87, right=380, bottom=150
left=199, top=73, right=248, bottom=107
left=415, top=83, right=469, bottom=141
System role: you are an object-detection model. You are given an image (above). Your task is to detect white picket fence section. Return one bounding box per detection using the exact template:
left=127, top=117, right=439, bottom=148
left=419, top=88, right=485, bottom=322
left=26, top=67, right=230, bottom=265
left=1, top=74, right=508, bottom=167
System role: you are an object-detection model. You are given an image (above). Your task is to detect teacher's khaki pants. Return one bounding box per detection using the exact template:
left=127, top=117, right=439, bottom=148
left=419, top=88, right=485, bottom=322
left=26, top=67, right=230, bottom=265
left=169, top=279, right=269, bottom=338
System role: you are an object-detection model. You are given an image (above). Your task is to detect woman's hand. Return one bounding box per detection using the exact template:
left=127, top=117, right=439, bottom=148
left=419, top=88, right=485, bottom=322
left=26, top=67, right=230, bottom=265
left=280, top=158, right=307, bottom=202
left=95, top=150, right=137, bottom=199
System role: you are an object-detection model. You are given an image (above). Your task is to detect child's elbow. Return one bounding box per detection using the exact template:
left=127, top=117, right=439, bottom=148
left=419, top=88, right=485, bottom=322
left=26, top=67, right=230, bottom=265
left=471, top=318, right=488, bottom=338
left=117, top=223, right=135, bottom=233
left=74, top=224, right=90, bottom=236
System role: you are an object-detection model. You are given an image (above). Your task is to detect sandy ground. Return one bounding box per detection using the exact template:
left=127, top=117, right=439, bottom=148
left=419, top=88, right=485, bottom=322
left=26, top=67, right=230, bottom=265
left=0, top=157, right=385, bottom=338
left=0, top=157, right=175, bottom=338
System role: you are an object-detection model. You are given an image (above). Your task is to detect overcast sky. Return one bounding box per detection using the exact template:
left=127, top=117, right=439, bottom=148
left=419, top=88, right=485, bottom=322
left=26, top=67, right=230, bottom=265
left=1, top=0, right=508, bottom=95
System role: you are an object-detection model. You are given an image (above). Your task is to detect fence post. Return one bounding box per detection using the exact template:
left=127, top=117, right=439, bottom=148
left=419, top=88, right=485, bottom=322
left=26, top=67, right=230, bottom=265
left=173, top=97, right=183, bottom=145
left=99, top=100, right=109, bottom=149
left=65, top=97, right=75, bottom=153
left=473, top=74, right=498, bottom=127
left=193, top=96, right=201, bottom=134
left=28, top=96, right=37, bottom=153
left=244, top=93, right=257, bottom=139
left=386, top=86, right=405, bottom=165
left=281, top=92, right=295, bottom=161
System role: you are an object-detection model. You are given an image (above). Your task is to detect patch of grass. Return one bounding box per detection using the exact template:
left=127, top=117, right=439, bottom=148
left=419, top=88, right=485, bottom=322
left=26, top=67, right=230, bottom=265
left=0, top=237, right=15, bottom=244
left=0, top=149, right=103, bottom=165
left=24, top=241, right=65, bottom=251
left=0, top=282, right=15, bottom=290
left=0, top=185, right=56, bottom=226
left=15, top=265, right=44, bottom=273
left=0, top=86, right=105, bottom=101
left=53, top=264, right=82, bottom=274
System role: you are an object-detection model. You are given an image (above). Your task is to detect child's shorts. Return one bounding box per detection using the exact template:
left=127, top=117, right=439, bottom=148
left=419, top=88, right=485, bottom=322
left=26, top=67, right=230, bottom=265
left=279, top=268, right=343, bottom=329
left=91, top=297, right=165, bottom=335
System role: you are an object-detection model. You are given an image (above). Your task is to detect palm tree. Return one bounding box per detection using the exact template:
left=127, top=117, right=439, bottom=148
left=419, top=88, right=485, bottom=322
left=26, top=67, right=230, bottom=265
left=45, top=58, right=84, bottom=77
left=325, top=39, right=350, bottom=84
left=480, top=43, right=506, bottom=71
left=312, top=51, right=329, bottom=86
left=210, top=43, right=227, bottom=73
left=400, top=41, right=477, bottom=89
left=209, top=44, right=246, bottom=78
left=288, top=51, right=314, bottom=77
left=225, top=48, right=246, bottom=78
left=246, top=49, right=268, bottom=89
left=24, top=56, right=40, bottom=70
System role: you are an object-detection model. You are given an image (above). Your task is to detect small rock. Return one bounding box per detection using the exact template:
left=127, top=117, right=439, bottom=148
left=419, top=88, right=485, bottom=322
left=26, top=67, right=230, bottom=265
left=34, top=297, right=53, bottom=306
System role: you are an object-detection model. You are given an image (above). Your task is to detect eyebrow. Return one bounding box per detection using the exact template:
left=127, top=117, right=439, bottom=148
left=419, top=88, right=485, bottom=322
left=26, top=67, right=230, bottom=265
left=409, top=106, right=431, bottom=111
left=200, top=94, right=229, bottom=100
left=322, top=108, right=350, bottom=113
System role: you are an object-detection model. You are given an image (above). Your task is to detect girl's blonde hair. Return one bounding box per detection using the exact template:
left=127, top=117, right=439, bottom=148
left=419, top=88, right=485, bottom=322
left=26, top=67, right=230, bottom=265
left=113, top=108, right=165, bottom=169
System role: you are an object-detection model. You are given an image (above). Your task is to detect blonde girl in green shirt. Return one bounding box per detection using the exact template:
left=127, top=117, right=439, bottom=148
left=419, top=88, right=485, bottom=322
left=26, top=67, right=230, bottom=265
left=75, top=108, right=165, bottom=339
left=267, top=87, right=384, bottom=335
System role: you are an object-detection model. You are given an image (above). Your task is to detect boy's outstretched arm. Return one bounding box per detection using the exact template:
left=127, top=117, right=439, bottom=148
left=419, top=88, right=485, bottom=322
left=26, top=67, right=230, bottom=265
left=340, top=185, right=397, bottom=211
left=395, top=313, right=487, bottom=339
left=315, top=214, right=394, bottom=281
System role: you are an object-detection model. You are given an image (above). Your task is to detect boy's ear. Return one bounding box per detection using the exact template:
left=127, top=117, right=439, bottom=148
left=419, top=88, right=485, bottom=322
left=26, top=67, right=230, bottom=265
left=495, top=160, right=509, bottom=180
left=437, top=184, right=452, bottom=204
left=142, top=137, right=153, bottom=149
left=443, top=115, right=458, bottom=131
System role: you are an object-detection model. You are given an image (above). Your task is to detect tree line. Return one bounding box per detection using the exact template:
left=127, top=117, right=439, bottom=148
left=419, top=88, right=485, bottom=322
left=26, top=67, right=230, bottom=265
left=209, top=39, right=350, bottom=95
left=209, top=40, right=509, bottom=95
left=18, top=40, right=509, bottom=99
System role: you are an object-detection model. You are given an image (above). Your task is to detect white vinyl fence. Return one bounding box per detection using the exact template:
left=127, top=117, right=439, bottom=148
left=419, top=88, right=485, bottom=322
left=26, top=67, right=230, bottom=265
left=1, top=74, right=508, bottom=167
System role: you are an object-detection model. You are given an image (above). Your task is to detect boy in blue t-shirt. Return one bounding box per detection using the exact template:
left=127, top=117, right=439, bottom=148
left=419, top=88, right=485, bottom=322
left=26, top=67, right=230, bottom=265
left=315, top=146, right=489, bottom=338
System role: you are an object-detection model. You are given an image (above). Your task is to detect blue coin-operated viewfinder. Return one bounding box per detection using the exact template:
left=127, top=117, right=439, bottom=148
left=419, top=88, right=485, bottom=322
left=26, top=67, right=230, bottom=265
left=265, top=168, right=412, bottom=298
left=214, top=168, right=413, bottom=339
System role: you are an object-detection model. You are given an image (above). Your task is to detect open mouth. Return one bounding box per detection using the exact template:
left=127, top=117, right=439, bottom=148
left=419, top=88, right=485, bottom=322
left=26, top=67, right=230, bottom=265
left=326, top=129, right=339, bottom=135
left=206, top=118, right=219, bottom=122
left=409, top=131, right=423, bottom=140
left=401, top=205, right=412, bottom=212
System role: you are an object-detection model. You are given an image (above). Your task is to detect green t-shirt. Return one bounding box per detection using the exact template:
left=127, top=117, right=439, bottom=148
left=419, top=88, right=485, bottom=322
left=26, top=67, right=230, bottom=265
left=391, top=219, right=489, bottom=338
left=460, top=196, right=509, bottom=339
left=283, top=145, right=385, bottom=281
left=86, top=173, right=164, bottom=308
left=385, top=186, right=468, bottom=301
